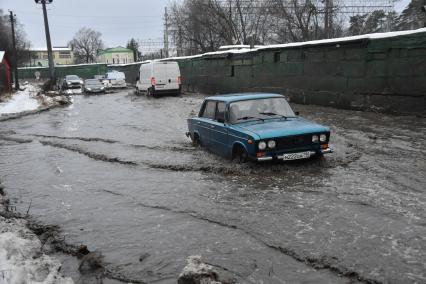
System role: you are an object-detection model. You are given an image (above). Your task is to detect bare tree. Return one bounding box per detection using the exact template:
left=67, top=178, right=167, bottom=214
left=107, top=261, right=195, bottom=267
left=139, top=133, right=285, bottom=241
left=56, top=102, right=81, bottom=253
left=0, top=9, right=31, bottom=67
left=68, top=27, right=104, bottom=63
left=168, top=0, right=273, bottom=55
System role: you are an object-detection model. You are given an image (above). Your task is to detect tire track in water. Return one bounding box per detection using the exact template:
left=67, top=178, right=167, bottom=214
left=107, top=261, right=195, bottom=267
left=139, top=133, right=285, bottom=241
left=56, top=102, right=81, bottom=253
left=39, top=139, right=246, bottom=175
left=30, top=134, right=118, bottom=144
left=39, top=140, right=137, bottom=166
left=0, top=135, right=33, bottom=144
left=99, top=189, right=379, bottom=284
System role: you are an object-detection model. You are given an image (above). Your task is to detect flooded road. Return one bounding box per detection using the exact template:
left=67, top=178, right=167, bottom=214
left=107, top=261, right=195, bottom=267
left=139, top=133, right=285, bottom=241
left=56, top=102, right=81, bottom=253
left=0, top=90, right=425, bottom=283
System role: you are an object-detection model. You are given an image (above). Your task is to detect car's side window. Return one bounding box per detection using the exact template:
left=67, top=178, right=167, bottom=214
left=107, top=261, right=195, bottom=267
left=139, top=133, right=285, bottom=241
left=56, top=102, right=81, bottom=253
left=201, top=101, right=216, bottom=119
left=216, top=102, right=226, bottom=122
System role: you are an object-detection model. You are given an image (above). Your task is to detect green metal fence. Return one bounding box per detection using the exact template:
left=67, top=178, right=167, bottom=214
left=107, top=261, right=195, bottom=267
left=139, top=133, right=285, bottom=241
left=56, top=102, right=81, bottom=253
left=175, top=30, right=426, bottom=114
left=18, top=63, right=108, bottom=80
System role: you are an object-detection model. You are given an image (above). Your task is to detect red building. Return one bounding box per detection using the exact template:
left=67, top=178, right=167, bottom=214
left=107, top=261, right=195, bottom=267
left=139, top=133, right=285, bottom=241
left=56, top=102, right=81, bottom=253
left=0, top=51, right=12, bottom=94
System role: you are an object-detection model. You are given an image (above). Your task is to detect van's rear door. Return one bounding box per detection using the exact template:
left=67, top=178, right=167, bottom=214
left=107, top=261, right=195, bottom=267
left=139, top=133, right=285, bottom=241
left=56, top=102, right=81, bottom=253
left=153, top=62, right=180, bottom=91
left=153, top=63, right=168, bottom=89
left=166, top=62, right=180, bottom=90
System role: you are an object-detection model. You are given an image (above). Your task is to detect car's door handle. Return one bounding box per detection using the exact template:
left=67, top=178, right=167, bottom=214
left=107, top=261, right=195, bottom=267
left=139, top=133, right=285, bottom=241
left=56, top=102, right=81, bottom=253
left=197, top=122, right=201, bottom=124
left=210, top=125, right=215, bottom=128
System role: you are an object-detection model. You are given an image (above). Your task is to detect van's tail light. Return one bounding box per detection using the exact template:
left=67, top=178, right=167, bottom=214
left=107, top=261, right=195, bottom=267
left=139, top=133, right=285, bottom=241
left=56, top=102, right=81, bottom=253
left=178, top=76, right=182, bottom=85
left=151, top=77, right=156, bottom=86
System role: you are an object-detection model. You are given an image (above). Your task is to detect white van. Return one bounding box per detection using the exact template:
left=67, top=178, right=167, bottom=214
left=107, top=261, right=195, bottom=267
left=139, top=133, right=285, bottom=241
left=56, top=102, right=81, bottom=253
left=103, top=71, right=127, bottom=89
left=136, top=61, right=181, bottom=97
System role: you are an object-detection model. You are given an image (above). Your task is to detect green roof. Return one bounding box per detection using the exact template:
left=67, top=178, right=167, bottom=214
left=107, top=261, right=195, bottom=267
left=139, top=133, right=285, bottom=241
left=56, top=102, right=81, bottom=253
left=98, top=46, right=132, bottom=56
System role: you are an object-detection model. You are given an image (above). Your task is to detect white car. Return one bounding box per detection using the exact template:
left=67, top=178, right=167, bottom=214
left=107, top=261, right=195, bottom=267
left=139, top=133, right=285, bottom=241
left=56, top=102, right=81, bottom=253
left=103, top=71, right=127, bottom=89
left=136, top=61, right=181, bottom=97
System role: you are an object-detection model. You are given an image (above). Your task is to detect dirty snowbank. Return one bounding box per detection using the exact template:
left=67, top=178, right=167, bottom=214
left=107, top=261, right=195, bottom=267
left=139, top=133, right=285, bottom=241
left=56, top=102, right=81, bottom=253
left=0, top=186, right=73, bottom=284
left=0, top=84, right=71, bottom=121
left=0, top=216, right=74, bottom=284
left=0, top=84, right=40, bottom=115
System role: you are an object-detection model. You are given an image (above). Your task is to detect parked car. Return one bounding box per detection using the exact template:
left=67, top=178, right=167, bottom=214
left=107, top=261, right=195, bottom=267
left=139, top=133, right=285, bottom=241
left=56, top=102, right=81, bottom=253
left=103, top=71, right=126, bottom=89
left=62, top=75, right=83, bottom=90
left=136, top=61, right=181, bottom=97
left=186, top=93, right=332, bottom=162
left=84, top=79, right=105, bottom=94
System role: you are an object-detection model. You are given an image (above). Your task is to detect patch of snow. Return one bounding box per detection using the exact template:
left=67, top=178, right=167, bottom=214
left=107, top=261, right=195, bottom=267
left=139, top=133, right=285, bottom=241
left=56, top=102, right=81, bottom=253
left=0, top=216, right=73, bottom=284
left=0, top=51, right=5, bottom=62
left=30, top=47, right=71, bottom=52
left=18, top=63, right=105, bottom=70
left=0, top=85, right=40, bottom=115
left=64, top=88, right=82, bottom=95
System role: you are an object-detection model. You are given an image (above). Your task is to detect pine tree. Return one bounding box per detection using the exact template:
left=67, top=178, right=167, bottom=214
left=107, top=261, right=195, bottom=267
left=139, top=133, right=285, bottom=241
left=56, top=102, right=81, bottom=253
left=126, top=38, right=141, bottom=62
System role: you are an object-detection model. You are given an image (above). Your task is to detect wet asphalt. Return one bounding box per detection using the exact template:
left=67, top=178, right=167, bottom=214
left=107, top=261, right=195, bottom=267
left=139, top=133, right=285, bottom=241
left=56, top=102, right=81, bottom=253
left=0, top=90, right=425, bottom=283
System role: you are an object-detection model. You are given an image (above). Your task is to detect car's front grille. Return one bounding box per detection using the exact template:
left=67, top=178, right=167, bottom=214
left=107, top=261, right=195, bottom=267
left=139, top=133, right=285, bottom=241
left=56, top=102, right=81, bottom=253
left=275, top=134, right=313, bottom=150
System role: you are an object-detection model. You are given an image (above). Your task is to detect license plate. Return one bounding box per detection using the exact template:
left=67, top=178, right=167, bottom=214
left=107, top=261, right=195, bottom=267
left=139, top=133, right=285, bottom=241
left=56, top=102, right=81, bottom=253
left=281, top=151, right=312, bottom=161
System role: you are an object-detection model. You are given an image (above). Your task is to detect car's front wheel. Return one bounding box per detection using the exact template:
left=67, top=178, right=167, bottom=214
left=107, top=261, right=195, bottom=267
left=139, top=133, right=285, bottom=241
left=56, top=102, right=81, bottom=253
left=233, top=145, right=248, bottom=163
left=192, top=134, right=201, bottom=147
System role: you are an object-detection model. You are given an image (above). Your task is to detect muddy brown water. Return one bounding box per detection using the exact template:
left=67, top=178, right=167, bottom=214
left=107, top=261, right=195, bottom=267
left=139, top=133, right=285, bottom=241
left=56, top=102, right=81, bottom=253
left=0, top=91, right=425, bottom=283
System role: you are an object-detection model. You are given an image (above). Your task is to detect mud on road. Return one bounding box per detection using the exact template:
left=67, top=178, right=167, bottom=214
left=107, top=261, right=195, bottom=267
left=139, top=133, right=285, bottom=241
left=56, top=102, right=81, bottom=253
left=0, top=90, right=425, bottom=283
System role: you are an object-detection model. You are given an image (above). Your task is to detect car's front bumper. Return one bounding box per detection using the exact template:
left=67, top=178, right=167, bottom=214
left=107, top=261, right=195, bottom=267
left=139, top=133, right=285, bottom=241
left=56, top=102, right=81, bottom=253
left=256, top=147, right=333, bottom=161
left=85, top=89, right=105, bottom=93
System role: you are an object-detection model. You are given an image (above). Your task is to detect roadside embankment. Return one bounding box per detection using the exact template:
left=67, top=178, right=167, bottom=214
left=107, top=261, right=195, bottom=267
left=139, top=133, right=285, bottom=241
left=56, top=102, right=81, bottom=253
left=0, top=83, right=71, bottom=121
left=0, top=184, right=74, bottom=284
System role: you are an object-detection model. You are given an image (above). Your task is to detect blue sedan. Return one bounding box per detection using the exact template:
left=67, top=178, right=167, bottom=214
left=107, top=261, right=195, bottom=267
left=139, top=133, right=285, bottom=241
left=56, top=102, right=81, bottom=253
left=186, top=93, right=332, bottom=162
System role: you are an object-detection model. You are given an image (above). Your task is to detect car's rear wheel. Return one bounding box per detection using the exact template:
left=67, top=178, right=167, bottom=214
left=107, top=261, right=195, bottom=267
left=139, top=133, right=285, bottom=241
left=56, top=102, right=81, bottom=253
left=233, top=145, right=248, bottom=163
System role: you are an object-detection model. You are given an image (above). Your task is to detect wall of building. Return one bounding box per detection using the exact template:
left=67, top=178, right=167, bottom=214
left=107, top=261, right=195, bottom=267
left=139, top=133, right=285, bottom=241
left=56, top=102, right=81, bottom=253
left=97, top=52, right=134, bottom=64
left=28, top=49, right=74, bottom=67
left=176, top=30, right=426, bottom=114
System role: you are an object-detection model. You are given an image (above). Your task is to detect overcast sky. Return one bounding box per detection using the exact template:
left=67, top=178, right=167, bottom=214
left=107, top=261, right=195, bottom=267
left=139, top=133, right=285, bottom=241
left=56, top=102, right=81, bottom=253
left=1, top=0, right=172, bottom=48
left=1, top=0, right=411, bottom=49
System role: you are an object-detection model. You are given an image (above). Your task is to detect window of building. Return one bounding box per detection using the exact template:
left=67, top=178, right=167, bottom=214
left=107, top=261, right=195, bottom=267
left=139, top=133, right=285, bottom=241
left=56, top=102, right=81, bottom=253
left=230, top=66, right=235, bottom=77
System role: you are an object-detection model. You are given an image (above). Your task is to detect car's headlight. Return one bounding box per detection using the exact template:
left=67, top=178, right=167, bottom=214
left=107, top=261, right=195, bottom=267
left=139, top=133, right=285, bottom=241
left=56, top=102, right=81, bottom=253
left=80, top=80, right=83, bottom=84
left=67, top=82, right=71, bottom=85
left=258, top=141, right=267, bottom=150
left=267, top=140, right=276, bottom=149
left=320, top=134, right=327, bottom=142
left=312, top=135, right=319, bottom=143
left=87, top=88, right=91, bottom=91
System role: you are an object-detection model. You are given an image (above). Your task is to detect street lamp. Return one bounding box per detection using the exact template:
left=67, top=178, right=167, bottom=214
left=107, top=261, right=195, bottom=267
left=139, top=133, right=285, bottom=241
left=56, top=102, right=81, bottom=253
left=35, top=0, right=55, bottom=86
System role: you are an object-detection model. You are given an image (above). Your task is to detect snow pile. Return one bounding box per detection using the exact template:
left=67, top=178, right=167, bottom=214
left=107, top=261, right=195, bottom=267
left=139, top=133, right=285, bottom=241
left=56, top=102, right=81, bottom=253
left=0, top=216, right=74, bottom=284
left=0, top=85, right=40, bottom=115
left=178, top=255, right=222, bottom=284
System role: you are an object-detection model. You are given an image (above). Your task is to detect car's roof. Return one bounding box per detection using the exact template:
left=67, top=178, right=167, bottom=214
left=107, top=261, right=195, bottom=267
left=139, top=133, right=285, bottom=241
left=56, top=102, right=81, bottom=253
left=206, top=93, right=284, bottom=102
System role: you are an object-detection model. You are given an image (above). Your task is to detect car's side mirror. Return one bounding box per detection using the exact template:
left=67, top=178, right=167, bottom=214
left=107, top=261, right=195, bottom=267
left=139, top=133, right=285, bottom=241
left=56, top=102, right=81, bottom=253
left=217, top=118, right=225, bottom=124
left=295, top=111, right=300, bottom=116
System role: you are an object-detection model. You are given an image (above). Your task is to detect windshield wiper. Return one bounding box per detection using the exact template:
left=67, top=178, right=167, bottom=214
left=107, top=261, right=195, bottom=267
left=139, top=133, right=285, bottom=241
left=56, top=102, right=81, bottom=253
left=237, top=116, right=264, bottom=122
left=259, top=112, right=289, bottom=120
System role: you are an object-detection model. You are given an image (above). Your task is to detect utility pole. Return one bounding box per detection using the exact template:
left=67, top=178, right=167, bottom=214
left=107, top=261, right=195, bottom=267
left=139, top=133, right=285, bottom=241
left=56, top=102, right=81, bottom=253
left=324, top=0, right=333, bottom=39
left=9, top=11, right=19, bottom=90
left=163, top=7, right=169, bottom=58
left=35, top=0, right=55, bottom=83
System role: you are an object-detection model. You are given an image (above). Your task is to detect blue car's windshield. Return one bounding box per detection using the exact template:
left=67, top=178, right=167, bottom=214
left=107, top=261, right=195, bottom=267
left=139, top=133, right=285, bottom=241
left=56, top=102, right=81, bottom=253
left=229, top=98, right=295, bottom=124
